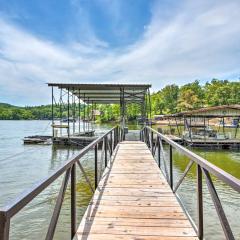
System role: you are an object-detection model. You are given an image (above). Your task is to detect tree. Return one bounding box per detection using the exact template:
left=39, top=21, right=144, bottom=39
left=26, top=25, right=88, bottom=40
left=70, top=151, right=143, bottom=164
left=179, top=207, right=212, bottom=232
left=161, top=84, right=179, bottom=113
left=177, top=80, right=204, bottom=111
left=205, top=79, right=234, bottom=106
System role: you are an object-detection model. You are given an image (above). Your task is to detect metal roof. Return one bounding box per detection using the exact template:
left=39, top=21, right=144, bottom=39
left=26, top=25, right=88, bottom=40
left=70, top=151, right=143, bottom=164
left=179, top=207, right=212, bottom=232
left=166, top=105, right=240, bottom=118
left=48, top=83, right=151, bottom=104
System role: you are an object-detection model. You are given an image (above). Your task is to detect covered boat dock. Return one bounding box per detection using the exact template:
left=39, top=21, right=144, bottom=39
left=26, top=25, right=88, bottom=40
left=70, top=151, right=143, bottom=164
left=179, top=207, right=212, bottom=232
left=165, top=105, right=240, bottom=148
left=48, top=83, right=152, bottom=146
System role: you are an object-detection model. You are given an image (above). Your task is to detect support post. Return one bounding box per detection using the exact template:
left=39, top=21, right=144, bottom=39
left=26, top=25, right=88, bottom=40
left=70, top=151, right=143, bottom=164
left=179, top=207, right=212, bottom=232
left=104, top=137, right=108, bottom=167
left=87, top=97, right=90, bottom=133
left=151, top=131, right=154, bottom=154
left=110, top=131, right=113, bottom=155
left=169, top=145, right=173, bottom=189
left=60, top=88, right=63, bottom=136
left=197, top=165, right=203, bottom=240
left=83, top=93, right=86, bottom=133
left=116, top=126, right=119, bottom=144
left=73, top=88, right=75, bottom=135
left=51, top=86, right=54, bottom=137
left=71, top=164, right=76, bottom=239
left=78, top=90, right=81, bottom=134
left=158, top=136, right=161, bottom=167
left=0, top=212, right=10, bottom=240
left=91, top=100, right=94, bottom=131
left=95, top=144, right=98, bottom=189
left=67, top=88, right=70, bottom=138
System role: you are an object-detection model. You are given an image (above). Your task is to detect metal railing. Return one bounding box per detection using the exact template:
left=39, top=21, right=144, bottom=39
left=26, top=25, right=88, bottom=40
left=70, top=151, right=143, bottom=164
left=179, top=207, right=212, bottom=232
left=0, top=126, right=120, bottom=240
left=140, top=126, right=240, bottom=240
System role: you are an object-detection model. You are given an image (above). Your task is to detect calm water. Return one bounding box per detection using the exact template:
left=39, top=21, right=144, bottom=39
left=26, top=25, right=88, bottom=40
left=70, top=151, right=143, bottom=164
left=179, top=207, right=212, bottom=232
left=0, top=121, right=239, bottom=239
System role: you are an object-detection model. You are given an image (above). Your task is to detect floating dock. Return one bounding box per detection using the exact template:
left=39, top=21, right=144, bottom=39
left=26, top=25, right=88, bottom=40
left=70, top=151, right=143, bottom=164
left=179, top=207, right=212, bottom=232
left=77, top=141, right=197, bottom=239
left=184, top=138, right=240, bottom=149
left=23, top=135, right=52, bottom=144
left=53, top=135, right=97, bottom=147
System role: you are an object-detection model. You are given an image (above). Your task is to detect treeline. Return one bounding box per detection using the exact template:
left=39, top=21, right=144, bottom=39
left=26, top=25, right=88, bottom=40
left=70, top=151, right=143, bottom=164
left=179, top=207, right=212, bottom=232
left=0, top=103, right=85, bottom=120
left=151, top=79, right=240, bottom=114
left=98, top=79, right=240, bottom=121
left=0, top=79, right=239, bottom=120
left=0, top=103, right=54, bottom=120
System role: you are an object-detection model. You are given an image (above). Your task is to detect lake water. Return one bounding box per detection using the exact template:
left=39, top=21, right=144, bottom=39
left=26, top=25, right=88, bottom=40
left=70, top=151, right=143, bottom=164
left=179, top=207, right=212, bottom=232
left=0, top=120, right=239, bottom=239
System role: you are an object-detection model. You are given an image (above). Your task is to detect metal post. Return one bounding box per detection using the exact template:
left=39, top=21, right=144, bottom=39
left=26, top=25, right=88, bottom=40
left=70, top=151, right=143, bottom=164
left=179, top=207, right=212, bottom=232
left=71, top=164, right=76, bottom=239
left=95, top=144, right=98, bottom=189
left=73, top=88, right=75, bottom=135
left=223, top=117, right=226, bottom=138
left=51, top=86, right=54, bottom=137
left=104, top=137, right=108, bottom=167
left=169, top=145, right=173, bottom=189
left=83, top=93, right=86, bottom=133
left=151, top=131, right=154, bottom=154
left=79, top=90, right=81, bottom=134
left=110, top=131, right=113, bottom=155
left=113, top=127, right=117, bottom=150
left=148, top=88, right=152, bottom=127
left=60, top=88, right=63, bottom=136
left=0, top=212, right=10, bottom=240
left=87, top=97, right=90, bottom=133
left=116, top=126, right=119, bottom=144
left=158, top=136, right=161, bottom=167
left=91, top=100, right=94, bottom=131
left=67, top=88, right=70, bottom=138
left=197, top=165, right=203, bottom=240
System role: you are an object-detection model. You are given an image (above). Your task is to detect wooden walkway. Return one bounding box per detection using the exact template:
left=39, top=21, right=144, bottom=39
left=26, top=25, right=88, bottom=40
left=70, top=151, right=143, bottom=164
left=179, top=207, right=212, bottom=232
left=77, top=141, right=198, bottom=240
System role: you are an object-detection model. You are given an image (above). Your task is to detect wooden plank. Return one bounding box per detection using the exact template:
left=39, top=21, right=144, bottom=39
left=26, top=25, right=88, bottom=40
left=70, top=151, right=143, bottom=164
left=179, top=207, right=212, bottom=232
left=76, top=234, right=198, bottom=240
left=78, top=225, right=196, bottom=236
left=77, top=141, right=197, bottom=239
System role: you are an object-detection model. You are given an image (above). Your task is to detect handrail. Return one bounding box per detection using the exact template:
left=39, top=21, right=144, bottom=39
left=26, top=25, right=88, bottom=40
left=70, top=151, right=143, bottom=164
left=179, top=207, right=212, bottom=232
left=147, top=127, right=240, bottom=192
left=0, top=125, right=120, bottom=240
left=140, top=126, right=240, bottom=240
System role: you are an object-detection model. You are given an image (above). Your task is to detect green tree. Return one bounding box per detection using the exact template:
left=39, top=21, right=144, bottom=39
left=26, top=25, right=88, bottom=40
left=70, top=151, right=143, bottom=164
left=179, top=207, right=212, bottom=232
left=177, top=80, right=204, bottom=111
left=161, top=84, right=179, bottom=113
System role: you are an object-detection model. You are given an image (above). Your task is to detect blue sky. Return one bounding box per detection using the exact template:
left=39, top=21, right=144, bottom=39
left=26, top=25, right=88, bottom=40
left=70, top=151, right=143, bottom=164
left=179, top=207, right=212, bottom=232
left=0, top=0, right=239, bottom=105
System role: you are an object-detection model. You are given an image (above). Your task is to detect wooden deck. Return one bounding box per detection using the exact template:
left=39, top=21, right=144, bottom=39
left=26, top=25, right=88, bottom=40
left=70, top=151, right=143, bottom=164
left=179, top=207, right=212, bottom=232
left=77, top=141, right=198, bottom=240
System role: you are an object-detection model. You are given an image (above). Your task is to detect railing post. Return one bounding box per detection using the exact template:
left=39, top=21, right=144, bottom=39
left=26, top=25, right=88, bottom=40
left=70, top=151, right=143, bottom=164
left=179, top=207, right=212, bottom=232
left=197, top=165, right=203, bottom=240
left=0, top=212, right=10, bottom=240
left=151, top=131, right=154, bottom=154
left=114, top=127, right=117, bottom=147
left=104, top=137, right=107, bottom=167
left=71, top=163, right=76, bottom=239
left=144, top=127, right=147, bottom=144
left=169, top=145, right=173, bottom=189
left=95, top=144, right=98, bottom=189
left=143, top=128, right=146, bottom=143
left=157, top=136, right=161, bottom=168
left=110, top=131, right=113, bottom=155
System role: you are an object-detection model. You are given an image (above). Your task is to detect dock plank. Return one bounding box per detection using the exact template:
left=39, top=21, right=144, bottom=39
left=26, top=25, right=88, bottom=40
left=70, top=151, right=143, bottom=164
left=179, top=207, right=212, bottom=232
left=77, top=141, right=197, bottom=240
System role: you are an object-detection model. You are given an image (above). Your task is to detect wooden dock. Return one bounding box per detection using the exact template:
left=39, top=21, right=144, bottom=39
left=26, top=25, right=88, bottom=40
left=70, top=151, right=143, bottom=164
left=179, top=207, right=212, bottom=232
left=77, top=141, right=197, bottom=240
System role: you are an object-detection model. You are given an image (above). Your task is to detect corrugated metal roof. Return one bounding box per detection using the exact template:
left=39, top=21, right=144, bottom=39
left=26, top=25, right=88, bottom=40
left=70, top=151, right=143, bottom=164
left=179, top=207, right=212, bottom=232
left=166, top=105, right=240, bottom=118
left=48, top=83, right=151, bottom=104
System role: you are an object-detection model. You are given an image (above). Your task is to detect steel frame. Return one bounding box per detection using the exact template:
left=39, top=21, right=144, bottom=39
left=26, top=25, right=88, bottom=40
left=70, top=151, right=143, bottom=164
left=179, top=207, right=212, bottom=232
left=140, top=126, right=240, bottom=240
left=0, top=126, right=120, bottom=240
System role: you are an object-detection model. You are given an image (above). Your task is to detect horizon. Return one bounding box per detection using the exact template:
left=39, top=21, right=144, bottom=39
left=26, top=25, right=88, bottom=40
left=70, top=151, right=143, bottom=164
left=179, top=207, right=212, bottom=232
left=0, top=0, right=240, bottom=106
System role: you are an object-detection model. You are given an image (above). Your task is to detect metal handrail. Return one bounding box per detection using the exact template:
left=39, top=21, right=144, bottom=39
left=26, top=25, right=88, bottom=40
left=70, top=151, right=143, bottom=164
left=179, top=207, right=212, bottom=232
left=0, top=126, right=120, bottom=240
left=140, top=126, right=240, bottom=240
left=147, top=127, right=240, bottom=192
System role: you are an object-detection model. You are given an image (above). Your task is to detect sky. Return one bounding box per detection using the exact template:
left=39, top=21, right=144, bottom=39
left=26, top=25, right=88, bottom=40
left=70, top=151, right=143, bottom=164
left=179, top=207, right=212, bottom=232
left=0, top=0, right=239, bottom=106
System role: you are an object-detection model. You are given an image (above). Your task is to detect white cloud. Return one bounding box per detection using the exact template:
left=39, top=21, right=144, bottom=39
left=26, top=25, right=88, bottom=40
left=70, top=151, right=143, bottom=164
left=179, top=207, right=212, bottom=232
left=0, top=0, right=240, bottom=105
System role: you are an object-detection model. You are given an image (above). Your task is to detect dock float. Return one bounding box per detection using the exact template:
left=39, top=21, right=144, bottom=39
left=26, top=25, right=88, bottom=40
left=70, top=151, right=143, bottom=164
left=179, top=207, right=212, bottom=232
left=77, top=141, right=197, bottom=240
